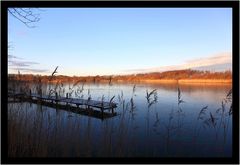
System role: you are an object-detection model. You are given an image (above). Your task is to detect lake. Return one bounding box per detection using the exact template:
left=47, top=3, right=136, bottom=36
left=8, top=82, right=232, bottom=157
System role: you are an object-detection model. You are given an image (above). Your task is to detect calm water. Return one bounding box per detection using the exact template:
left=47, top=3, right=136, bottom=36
left=8, top=82, right=232, bottom=157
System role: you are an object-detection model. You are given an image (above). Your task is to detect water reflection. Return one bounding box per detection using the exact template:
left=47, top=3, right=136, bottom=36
left=8, top=82, right=232, bottom=157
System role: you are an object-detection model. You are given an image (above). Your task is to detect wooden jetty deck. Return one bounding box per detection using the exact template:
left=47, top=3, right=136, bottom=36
left=8, top=91, right=118, bottom=120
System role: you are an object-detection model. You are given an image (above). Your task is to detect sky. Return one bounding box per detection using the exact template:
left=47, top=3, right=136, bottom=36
left=8, top=8, right=232, bottom=76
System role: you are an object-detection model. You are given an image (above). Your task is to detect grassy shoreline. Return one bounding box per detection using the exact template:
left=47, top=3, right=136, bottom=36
left=139, top=79, right=232, bottom=84
left=8, top=78, right=232, bottom=86
left=8, top=69, right=232, bottom=85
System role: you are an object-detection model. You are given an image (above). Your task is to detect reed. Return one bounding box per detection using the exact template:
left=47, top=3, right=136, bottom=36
left=129, top=85, right=136, bottom=116
left=47, top=66, right=59, bottom=98
left=75, top=83, right=85, bottom=99
left=109, top=96, right=115, bottom=104
left=146, top=89, right=158, bottom=108
left=7, top=67, right=233, bottom=157
left=197, top=106, right=208, bottom=120
left=177, top=87, right=184, bottom=105
left=193, top=88, right=232, bottom=149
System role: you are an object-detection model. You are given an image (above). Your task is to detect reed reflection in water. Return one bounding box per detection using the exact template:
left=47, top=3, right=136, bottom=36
left=8, top=82, right=232, bottom=157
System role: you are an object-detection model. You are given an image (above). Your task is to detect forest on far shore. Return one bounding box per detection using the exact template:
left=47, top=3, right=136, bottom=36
left=8, top=69, right=232, bottom=84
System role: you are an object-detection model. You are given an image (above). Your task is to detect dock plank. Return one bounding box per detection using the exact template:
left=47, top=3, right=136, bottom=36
left=8, top=92, right=117, bottom=112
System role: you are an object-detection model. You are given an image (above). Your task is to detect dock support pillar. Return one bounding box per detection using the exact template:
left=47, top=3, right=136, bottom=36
left=29, top=89, right=32, bottom=98
left=101, top=108, right=104, bottom=118
left=55, top=92, right=58, bottom=100
left=40, top=89, right=42, bottom=98
left=66, top=93, right=69, bottom=106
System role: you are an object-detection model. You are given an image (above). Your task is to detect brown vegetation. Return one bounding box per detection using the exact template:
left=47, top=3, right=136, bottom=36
left=8, top=69, right=232, bottom=84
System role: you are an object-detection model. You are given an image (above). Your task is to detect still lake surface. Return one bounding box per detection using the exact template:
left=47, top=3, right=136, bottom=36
left=8, top=82, right=232, bottom=157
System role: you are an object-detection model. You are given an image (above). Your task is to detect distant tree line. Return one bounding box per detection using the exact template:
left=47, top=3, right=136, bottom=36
left=8, top=69, right=232, bottom=83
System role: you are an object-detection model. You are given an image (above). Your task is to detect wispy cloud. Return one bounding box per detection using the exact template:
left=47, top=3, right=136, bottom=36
left=8, top=55, right=23, bottom=60
left=8, top=60, right=39, bottom=67
left=10, top=67, right=49, bottom=73
left=8, top=55, right=49, bottom=74
left=124, top=52, right=232, bottom=73
left=183, top=52, right=231, bottom=69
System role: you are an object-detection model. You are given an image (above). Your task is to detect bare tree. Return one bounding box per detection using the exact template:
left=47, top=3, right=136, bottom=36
left=8, top=8, right=41, bottom=28
left=8, top=8, right=42, bottom=74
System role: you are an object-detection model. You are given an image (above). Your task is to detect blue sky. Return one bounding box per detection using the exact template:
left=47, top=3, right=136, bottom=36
left=8, top=8, right=232, bottom=76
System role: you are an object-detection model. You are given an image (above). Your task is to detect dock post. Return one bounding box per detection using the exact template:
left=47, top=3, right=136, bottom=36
left=111, top=108, right=114, bottom=114
left=40, top=89, right=42, bottom=98
left=39, top=89, right=42, bottom=104
left=29, top=89, right=32, bottom=100
left=55, top=92, right=58, bottom=108
left=101, top=108, right=104, bottom=118
left=66, top=93, right=68, bottom=106
left=56, top=92, right=58, bottom=100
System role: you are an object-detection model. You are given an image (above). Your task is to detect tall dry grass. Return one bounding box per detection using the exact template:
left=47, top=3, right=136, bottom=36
left=7, top=68, right=233, bottom=157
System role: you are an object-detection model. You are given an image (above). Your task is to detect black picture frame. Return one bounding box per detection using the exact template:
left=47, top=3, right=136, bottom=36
left=1, top=1, right=239, bottom=164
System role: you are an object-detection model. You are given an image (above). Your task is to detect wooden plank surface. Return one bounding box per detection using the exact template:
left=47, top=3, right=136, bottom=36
left=8, top=92, right=117, bottom=110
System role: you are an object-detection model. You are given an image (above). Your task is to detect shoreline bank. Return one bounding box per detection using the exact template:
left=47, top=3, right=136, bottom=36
left=138, top=79, right=232, bottom=84
left=9, top=78, right=232, bottom=85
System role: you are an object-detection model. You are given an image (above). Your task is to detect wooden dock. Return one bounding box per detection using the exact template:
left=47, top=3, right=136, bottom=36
left=8, top=91, right=118, bottom=120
